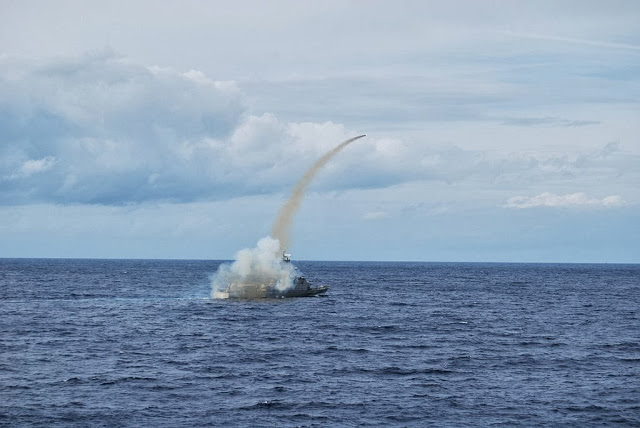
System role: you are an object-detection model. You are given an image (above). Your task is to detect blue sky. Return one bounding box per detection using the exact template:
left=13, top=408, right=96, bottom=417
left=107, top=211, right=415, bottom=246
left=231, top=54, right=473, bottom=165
left=1, top=0, right=639, bottom=262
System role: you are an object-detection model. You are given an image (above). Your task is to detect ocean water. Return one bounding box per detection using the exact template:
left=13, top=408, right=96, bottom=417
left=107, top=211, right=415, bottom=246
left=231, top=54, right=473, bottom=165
left=1, top=259, right=638, bottom=427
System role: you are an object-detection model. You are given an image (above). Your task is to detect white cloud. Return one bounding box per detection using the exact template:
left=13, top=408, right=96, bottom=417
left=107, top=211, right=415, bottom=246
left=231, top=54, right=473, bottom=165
left=1, top=51, right=638, bottom=209
left=3, top=53, right=420, bottom=204
left=0, top=53, right=478, bottom=204
left=501, top=31, right=640, bottom=52
left=503, top=192, right=626, bottom=209
left=362, top=211, right=388, bottom=220
left=6, top=156, right=57, bottom=179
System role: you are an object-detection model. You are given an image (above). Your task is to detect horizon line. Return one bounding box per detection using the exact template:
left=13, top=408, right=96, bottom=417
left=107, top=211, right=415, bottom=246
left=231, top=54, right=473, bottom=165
left=1, top=256, right=637, bottom=265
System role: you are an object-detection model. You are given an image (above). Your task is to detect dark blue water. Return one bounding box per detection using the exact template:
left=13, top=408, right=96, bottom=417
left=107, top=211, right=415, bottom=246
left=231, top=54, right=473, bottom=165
left=1, top=259, right=638, bottom=427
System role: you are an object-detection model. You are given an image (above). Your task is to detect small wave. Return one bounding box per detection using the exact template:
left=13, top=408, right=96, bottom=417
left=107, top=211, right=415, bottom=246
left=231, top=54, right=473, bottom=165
left=238, top=400, right=294, bottom=410
left=99, top=375, right=157, bottom=385
left=150, top=384, right=180, bottom=391
left=5, top=384, right=31, bottom=390
left=334, top=366, right=454, bottom=377
left=354, top=324, right=398, bottom=332
left=598, top=341, right=640, bottom=351
left=387, top=366, right=455, bottom=376
left=564, top=404, right=608, bottom=413
left=324, top=345, right=369, bottom=353
left=617, top=357, right=640, bottom=363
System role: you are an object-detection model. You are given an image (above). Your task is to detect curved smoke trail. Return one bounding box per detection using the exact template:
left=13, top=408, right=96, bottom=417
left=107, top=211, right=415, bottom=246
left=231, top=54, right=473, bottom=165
left=211, top=134, right=365, bottom=298
left=271, top=134, right=366, bottom=252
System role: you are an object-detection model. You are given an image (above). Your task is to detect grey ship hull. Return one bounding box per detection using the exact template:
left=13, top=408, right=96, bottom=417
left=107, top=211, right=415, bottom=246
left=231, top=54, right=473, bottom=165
left=221, top=277, right=328, bottom=299
left=214, top=252, right=329, bottom=299
left=280, top=283, right=329, bottom=298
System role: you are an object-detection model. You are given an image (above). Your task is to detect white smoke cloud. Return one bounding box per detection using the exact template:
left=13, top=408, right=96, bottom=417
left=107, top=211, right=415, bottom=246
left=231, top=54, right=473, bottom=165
left=211, top=236, right=296, bottom=299
left=211, top=135, right=365, bottom=298
left=503, top=192, right=626, bottom=209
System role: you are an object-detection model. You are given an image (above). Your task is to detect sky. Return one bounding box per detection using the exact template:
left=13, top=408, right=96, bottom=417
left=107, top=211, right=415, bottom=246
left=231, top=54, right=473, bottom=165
left=1, top=0, right=639, bottom=262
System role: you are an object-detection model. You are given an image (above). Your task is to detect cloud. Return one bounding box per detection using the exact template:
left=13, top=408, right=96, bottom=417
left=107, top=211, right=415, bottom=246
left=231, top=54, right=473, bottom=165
left=362, top=211, right=388, bottom=220
left=1, top=52, right=637, bottom=207
left=503, top=192, right=625, bottom=209
left=501, top=31, right=640, bottom=52
left=5, top=156, right=57, bottom=179
left=0, top=52, right=490, bottom=205
left=0, top=51, right=247, bottom=204
left=0, top=53, right=372, bottom=204
left=501, top=116, right=600, bottom=127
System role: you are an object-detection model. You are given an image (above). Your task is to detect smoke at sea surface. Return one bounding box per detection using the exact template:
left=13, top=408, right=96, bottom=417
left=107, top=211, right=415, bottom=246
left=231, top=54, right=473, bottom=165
left=211, top=236, right=295, bottom=298
left=211, top=135, right=365, bottom=299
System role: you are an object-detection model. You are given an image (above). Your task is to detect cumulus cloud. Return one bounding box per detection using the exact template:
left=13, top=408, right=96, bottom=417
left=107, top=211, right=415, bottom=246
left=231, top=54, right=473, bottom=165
left=0, top=52, right=453, bottom=205
left=0, top=51, right=246, bottom=204
left=1, top=52, right=636, bottom=207
left=503, top=192, right=625, bottom=209
left=3, top=52, right=430, bottom=205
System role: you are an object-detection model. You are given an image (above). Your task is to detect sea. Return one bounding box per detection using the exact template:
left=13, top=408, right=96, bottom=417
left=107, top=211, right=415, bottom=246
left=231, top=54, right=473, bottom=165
left=1, top=259, right=638, bottom=427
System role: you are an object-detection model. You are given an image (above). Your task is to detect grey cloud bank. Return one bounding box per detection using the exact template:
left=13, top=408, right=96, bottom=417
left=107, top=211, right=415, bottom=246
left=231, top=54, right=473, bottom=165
left=2, top=51, right=637, bottom=207
left=1, top=52, right=242, bottom=204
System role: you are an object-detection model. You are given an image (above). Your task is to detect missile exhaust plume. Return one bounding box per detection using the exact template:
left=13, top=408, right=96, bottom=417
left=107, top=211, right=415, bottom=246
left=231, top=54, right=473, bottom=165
left=211, top=134, right=366, bottom=298
left=271, top=134, right=366, bottom=253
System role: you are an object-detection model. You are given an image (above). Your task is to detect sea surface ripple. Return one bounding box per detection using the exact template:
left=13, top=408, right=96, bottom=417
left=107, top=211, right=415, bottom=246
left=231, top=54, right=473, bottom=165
left=1, top=259, right=638, bottom=427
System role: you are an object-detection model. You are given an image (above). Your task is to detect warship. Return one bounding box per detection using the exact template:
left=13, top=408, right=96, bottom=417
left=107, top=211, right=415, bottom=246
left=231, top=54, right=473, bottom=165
left=214, top=251, right=329, bottom=299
